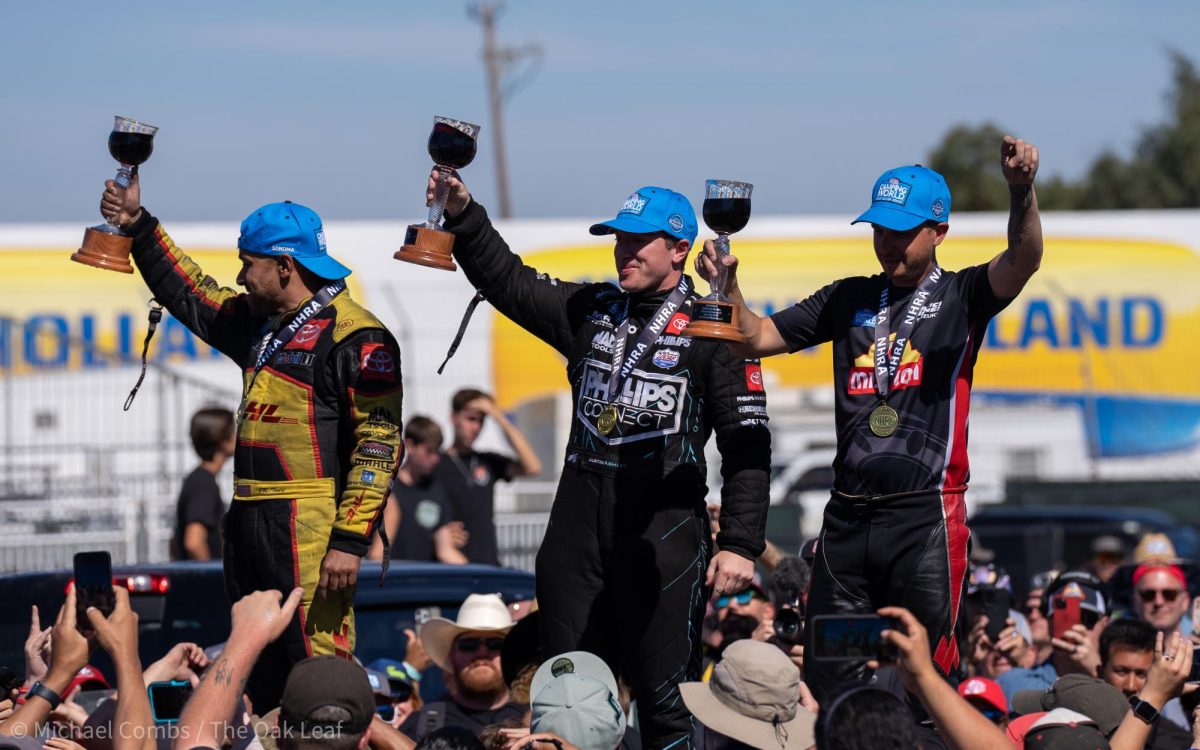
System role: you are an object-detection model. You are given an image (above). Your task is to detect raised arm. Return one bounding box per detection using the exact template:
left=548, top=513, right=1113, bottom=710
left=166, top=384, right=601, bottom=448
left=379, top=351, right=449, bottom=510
left=694, top=244, right=791, bottom=358
left=987, top=135, right=1042, bottom=300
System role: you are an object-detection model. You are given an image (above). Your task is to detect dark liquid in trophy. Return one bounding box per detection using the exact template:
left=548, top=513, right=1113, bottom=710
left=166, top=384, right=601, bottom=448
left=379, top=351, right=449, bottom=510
left=703, top=198, right=751, bottom=234
left=428, top=123, right=477, bottom=169
left=108, top=132, right=154, bottom=166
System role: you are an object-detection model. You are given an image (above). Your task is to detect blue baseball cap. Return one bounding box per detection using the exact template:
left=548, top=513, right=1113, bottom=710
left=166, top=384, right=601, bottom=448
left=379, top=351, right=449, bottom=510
left=851, top=165, right=951, bottom=231
left=237, top=201, right=352, bottom=280
left=589, top=186, right=698, bottom=246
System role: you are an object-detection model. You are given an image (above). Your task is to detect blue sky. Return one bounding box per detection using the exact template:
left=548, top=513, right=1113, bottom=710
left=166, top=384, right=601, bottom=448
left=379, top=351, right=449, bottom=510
left=4, top=1, right=1199, bottom=224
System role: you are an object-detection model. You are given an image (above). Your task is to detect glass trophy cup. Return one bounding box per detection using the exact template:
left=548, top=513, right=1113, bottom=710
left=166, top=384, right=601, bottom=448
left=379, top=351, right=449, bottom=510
left=394, top=115, right=481, bottom=271
left=683, top=179, right=753, bottom=342
left=72, top=116, right=158, bottom=274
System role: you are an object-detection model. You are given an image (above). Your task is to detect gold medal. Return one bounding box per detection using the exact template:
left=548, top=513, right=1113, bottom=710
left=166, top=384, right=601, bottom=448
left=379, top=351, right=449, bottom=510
left=869, top=403, right=899, bottom=437
left=597, top=405, right=619, bottom=436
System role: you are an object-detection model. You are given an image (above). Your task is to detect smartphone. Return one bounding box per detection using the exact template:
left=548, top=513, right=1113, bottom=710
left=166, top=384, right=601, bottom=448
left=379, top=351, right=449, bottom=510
left=414, top=606, right=441, bottom=636
left=1051, top=595, right=1081, bottom=640
left=148, top=680, right=192, bottom=724
left=811, top=615, right=899, bottom=662
left=1190, top=645, right=1200, bottom=683
left=0, top=666, right=21, bottom=697
left=981, top=589, right=1012, bottom=642
left=74, top=551, right=115, bottom=633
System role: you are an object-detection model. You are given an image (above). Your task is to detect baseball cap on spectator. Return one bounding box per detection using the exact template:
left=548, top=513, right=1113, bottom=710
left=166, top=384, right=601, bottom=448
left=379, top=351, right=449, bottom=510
left=1091, top=536, right=1124, bottom=557
left=1133, top=532, right=1177, bottom=564
left=68, top=665, right=110, bottom=695
left=851, top=165, right=951, bottom=231
left=1012, top=675, right=1129, bottom=737
left=680, top=640, right=816, bottom=750
left=1044, top=571, right=1109, bottom=616
left=1132, top=562, right=1187, bottom=589
left=365, top=668, right=392, bottom=700
left=1023, top=708, right=1110, bottom=749
left=1006, top=711, right=1047, bottom=745
left=1029, top=569, right=1062, bottom=594
left=366, top=658, right=417, bottom=700
left=589, top=186, right=698, bottom=246
left=421, top=593, right=515, bottom=671
left=238, top=201, right=352, bottom=280
left=967, top=563, right=1012, bottom=594
left=958, top=677, right=1007, bottom=715
left=531, top=652, right=624, bottom=750
left=279, top=655, right=374, bottom=734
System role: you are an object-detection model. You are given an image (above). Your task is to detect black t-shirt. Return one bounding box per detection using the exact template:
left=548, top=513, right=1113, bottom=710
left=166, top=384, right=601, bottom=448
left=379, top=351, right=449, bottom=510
left=391, top=474, right=454, bottom=562
left=433, top=450, right=514, bottom=566
left=173, top=466, right=225, bottom=559
left=770, top=264, right=1011, bottom=497
left=398, top=699, right=526, bottom=740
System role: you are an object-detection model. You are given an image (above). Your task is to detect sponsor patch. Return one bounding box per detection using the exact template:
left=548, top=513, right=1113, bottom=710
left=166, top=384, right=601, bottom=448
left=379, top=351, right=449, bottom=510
left=745, top=363, right=764, bottom=392
left=591, top=330, right=616, bottom=355
left=274, top=351, right=316, bottom=368
left=550, top=657, right=575, bottom=677
left=535, top=272, right=560, bottom=286
left=240, top=401, right=299, bottom=424
left=360, top=342, right=397, bottom=382
left=931, top=198, right=945, bottom=219
left=620, top=192, right=648, bottom=216
left=652, top=349, right=680, bottom=369
left=847, top=360, right=922, bottom=395
left=286, top=318, right=331, bottom=350
left=315, top=227, right=327, bottom=252
left=359, top=441, right=394, bottom=460
left=667, top=214, right=684, bottom=233
left=335, top=319, right=355, bottom=333
left=852, top=309, right=877, bottom=327
left=666, top=312, right=690, bottom=334
left=1061, top=582, right=1084, bottom=600
left=961, top=678, right=987, bottom=697
left=270, top=245, right=295, bottom=255
left=577, top=360, right=687, bottom=444
left=361, top=470, right=376, bottom=485
left=655, top=334, right=691, bottom=348
left=875, top=177, right=911, bottom=206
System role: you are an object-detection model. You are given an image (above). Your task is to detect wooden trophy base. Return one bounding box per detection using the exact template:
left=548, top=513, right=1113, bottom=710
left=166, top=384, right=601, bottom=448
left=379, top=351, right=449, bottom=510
left=393, top=224, right=457, bottom=271
left=71, top=227, right=135, bottom=274
left=683, top=299, right=746, bottom=343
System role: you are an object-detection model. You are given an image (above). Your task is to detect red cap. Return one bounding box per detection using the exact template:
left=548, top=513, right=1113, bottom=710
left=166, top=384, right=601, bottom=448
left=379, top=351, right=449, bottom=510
left=1006, top=711, right=1048, bottom=744
left=68, top=665, right=110, bottom=696
left=957, top=676, right=1007, bottom=714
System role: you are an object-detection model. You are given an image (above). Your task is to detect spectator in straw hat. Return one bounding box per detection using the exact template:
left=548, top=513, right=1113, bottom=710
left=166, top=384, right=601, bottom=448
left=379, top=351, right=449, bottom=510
left=400, top=594, right=524, bottom=741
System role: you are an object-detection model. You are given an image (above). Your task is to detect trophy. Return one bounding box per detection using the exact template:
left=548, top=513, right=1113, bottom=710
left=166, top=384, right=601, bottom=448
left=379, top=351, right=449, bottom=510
left=394, top=115, right=481, bottom=271
left=683, top=179, right=753, bottom=342
left=72, top=116, right=159, bottom=274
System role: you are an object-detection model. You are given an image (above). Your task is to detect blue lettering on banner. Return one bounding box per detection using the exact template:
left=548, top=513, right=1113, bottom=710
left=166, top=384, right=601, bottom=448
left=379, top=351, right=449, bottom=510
left=0, top=312, right=224, bottom=371
left=24, top=315, right=69, bottom=368
left=985, top=296, right=1165, bottom=350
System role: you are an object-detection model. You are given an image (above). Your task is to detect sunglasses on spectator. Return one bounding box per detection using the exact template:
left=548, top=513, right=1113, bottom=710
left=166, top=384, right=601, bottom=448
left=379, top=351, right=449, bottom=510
left=714, top=591, right=758, bottom=609
left=455, top=636, right=506, bottom=653
left=979, top=708, right=1006, bottom=722
left=1137, top=588, right=1184, bottom=603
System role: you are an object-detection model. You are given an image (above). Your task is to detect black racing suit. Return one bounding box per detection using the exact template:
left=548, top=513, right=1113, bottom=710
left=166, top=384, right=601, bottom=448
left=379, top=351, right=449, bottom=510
left=126, top=210, right=404, bottom=709
left=769, top=265, right=1011, bottom=703
left=445, top=201, right=771, bottom=750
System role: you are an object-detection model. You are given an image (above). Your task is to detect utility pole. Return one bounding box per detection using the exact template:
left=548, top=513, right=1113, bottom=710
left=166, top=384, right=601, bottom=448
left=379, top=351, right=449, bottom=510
left=469, top=2, right=541, bottom=219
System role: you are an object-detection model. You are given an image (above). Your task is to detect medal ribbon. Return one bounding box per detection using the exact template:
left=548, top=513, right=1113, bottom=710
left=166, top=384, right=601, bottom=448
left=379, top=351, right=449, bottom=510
left=605, top=274, right=692, bottom=403
left=872, top=266, right=942, bottom=401
left=238, top=280, right=346, bottom=419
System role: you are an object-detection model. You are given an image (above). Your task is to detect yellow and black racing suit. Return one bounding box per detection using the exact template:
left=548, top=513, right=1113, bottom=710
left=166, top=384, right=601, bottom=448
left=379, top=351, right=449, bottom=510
left=125, top=209, right=403, bottom=708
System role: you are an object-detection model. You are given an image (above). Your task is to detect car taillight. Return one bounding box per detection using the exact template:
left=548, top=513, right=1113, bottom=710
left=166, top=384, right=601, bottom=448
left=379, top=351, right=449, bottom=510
left=124, top=575, right=170, bottom=594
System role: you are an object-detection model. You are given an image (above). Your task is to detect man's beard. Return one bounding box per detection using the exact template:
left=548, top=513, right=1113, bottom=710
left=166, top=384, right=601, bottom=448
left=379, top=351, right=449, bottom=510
left=457, top=661, right=506, bottom=699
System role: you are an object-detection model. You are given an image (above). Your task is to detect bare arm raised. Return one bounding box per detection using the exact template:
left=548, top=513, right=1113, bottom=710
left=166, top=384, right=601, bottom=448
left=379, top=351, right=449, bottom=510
left=987, top=135, right=1043, bottom=299
left=693, top=243, right=790, bottom=358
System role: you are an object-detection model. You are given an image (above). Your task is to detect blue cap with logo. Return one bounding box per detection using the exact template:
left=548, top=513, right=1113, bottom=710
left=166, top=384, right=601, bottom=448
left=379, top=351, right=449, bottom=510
left=589, top=186, right=698, bottom=246
left=238, top=201, right=352, bottom=280
left=851, top=165, right=951, bottom=231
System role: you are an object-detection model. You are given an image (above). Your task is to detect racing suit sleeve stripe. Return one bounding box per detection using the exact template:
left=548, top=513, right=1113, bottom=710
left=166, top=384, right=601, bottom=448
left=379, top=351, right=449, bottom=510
left=444, top=200, right=583, bottom=356
left=706, top=342, right=771, bottom=560
left=328, top=332, right=404, bottom=557
left=126, top=209, right=258, bottom=361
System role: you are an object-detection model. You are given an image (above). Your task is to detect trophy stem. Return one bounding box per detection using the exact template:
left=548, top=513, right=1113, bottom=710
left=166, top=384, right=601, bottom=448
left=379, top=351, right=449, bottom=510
left=711, top=233, right=731, bottom=299
left=426, top=166, right=452, bottom=230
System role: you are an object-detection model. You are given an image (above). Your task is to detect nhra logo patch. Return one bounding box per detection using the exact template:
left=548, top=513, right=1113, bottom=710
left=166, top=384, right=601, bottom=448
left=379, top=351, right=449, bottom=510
left=652, top=349, right=680, bottom=369
left=875, top=177, right=911, bottom=206
left=577, top=360, right=687, bottom=445
left=286, top=319, right=331, bottom=350
left=360, top=343, right=397, bottom=381
left=620, top=192, right=648, bottom=216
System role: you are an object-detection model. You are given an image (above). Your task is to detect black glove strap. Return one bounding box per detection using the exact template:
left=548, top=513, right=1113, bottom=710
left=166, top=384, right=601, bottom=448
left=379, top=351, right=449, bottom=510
left=27, top=681, right=62, bottom=710
left=124, top=300, right=164, bottom=411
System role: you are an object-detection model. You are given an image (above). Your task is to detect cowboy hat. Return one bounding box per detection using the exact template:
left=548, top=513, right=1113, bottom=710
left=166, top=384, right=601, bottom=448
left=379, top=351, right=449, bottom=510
left=420, top=593, right=515, bottom=671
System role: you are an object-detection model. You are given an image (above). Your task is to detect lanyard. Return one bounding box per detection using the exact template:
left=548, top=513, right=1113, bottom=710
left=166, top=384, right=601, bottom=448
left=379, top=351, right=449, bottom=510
left=238, top=280, right=345, bottom=419
left=606, top=275, right=691, bottom=402
left=873, top=266, right=942, bottom=401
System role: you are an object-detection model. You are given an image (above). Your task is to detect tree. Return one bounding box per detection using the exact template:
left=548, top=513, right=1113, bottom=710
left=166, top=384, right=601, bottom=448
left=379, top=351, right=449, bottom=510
left=926, top=51, right=1200, bottom=210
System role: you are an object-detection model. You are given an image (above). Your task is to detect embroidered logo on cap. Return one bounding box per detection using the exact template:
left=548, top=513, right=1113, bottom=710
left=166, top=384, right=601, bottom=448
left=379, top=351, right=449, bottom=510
left=550, top=657, right=576, bottom=677
left=620, top=193, right=648, bottom=216
left=668, top=214, right=685, bottom=233
left=931, top=198, right=945, bottom=219
left=315, top=227, right=327, bottom=253
left=962, top=678, right=987, bottom=696
left=1062, top=582, right=1084, bottom=599
left=875, top=177, right=911, bottom=206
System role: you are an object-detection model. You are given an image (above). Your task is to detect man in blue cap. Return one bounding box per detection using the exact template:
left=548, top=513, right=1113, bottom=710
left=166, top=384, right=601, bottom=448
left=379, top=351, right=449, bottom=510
left=100, top=175, right=404, bottom=711
left=695, top=135, right=1043, bottom=701
left=427, top=170, right=771, bottom=750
